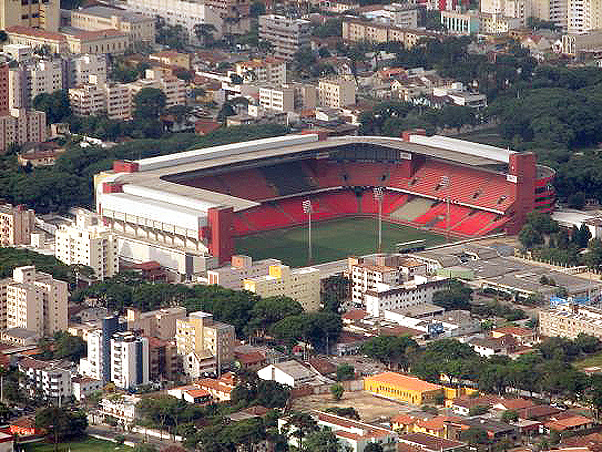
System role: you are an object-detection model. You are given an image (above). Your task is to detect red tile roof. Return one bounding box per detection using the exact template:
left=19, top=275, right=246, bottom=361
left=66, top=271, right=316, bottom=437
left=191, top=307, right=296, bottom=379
left=6, top=26, right=65, bottom=41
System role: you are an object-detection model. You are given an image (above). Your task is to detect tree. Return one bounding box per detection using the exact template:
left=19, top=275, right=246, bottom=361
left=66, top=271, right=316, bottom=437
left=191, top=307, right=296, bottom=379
left=284, top=412, right=318, bottom=450
left=248, top=296, right=303, bottom=338
left=133, top=444, right=159, bottom=452
left=303, top=429, right=343, bottom=452
left=460, top=427, right=490, bottom=446
left=217, top=102, right=236, bottom=123
left=501, top=410, right=518, bottom=422
left=519, top=224, right=544, bottom=249
left=35, top=407, right=88, bottom=443
left=53, top=331, right=87, bottom=361
left=432, top=279, right=472, bottom=311
left=32, top=91, right=71, bottom=124
left=586, top=238, right=602, bottom=272
left=194, top=23, right=217, bottom=47
left=568, top=192, right=586, bottom=209
left=360, top=335, right=417, bottom=370
left=336, top=363, right=355, bottom=381
left=133, top=88, right=167, bottom=121
left=331, top=383, right=344, bottom=401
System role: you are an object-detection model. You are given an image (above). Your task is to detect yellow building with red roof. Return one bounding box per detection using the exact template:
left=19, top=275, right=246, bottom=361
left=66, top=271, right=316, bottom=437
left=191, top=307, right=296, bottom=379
left=364, top=372, right=444, bottom=405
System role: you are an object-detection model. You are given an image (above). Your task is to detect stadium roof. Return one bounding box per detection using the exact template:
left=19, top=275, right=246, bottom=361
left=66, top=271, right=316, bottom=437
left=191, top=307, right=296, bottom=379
left=104, top=133, right=521, bottom=221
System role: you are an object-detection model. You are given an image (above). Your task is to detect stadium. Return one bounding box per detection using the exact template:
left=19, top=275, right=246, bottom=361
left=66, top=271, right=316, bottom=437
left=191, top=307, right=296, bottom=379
left=95, top=132, right=555, bottom=273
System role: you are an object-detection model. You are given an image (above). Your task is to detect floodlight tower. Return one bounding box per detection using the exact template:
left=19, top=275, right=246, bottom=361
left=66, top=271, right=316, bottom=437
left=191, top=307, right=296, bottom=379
left=440, top=175, right=451, bottom=242
left=373, top=187, right=384, bottom=252
left=302, top=199, right=313, bottom=265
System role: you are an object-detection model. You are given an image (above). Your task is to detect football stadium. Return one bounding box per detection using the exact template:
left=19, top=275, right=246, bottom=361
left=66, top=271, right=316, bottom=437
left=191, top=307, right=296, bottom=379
left=95, top=132, right=555, bottom=273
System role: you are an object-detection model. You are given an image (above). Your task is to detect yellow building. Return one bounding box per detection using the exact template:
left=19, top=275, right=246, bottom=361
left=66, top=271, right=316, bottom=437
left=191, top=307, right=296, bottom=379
left=364, top=372, right=444, bottom=405
left=0, top=0, right=59, bottom=32
left=243, top=264, right=320, bottom=311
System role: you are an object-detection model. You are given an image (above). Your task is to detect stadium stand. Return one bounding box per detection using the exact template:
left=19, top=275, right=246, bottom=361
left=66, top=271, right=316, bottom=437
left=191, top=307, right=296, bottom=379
left=261, top=162, right=317, bottom=196
left=389, top=197, right=435, bottom=221
left=451, top=211, right=498, bottom=235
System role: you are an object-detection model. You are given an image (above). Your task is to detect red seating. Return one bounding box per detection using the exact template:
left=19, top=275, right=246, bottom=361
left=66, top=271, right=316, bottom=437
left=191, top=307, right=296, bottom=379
left=452, top=211, right=497, bottom=235
left=432, top=205, right=473, bottom=230
left=383, top=193, right=408, bottom=215
left=413, top=203, right=447, bottom=225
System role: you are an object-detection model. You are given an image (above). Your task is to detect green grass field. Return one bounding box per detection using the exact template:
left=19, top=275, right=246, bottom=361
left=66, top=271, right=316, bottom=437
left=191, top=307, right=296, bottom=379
left=22, top=438, right=131, bottom=452
left=574, top=352, right=602, bottom=369
left=235, top=217, right=445, bottom=267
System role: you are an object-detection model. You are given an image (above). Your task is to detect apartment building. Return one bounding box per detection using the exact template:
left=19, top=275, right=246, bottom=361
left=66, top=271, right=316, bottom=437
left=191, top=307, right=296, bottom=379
left=99, top=394, right=140, bottom=427
left=110, top=332, right=149, bottom=389
left=243, top=264, right=321, bottom=312
left=123, top=0, right=223, bottom=43
left=205, top=0, right=250, bottom=20
left=235, top=58, right=287, bottom=85
left=0, top=109, right=46, bottom=154
left=364, top=277, right=448, bottom=317
left=70, top=54, right=107, bottom=87
left=207, top=255, right=282, bottom=290
left=440, top=10, right=480, bottom=34
left=148, top=337, right=179, bottom=381
left=0, top=204, right=35, bottom=246
left=9, top=59, right=64, bottom=109
left=259, top=86, right=295, bottom=112
left=149, top=50, right=191, bottom=69
left=54, top=210, right=118, bottom=279
left=175, top=311, right=235, bottom=378
left=18, top=357, right=72, bottom=401
left=562, top=28, right=602, bottom=54
left=127, top=69, right=186, bottom=109
left=258, top=15, right=311, bottom=61
left=342, top=18, right=434, bottom=48
left=480, top=0, right=530, bottom=23
left=318, top=77, right=356, bottom=108
left=0, top=64, right=8, bottom=116
left=0, top=0, right=60, bottom=31
left=4, top=266, right=68, bottom=337
left=70, top=5, right=156, bottom=44
left=69, top=78, right=142, bottom=121
left=539, top=303, right=602, bottom=339
left=363, top=3, right=420, bottom=29
left=79, top=314, right=123, bottom=382
left=126, top=306, right=186, bottom=339
left=530, top=0, right=568, bottom=29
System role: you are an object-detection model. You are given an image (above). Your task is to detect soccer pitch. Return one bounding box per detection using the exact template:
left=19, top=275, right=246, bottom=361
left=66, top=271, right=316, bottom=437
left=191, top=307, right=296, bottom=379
left=235, top=217, right=446, bottom=267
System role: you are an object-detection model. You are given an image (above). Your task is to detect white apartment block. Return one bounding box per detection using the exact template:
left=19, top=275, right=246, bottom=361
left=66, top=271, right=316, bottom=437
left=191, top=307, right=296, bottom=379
left=54, top=210, right=118, bottom=279
left=100, top=394, right=141, bottom=427
left=258, top=15, right=311, bottom=61
left=71, top=54, right=107, bottom=87
left=123, top=0, right=223, bottom=43
left=243, top=264, right=321, bottom=312
left=127, top=69, right=186, bottom=109
left=364, top=276, right=448, bottom=317
left=207, top=255, right=281, bottom=290
left=567, top=0, right=602, bottom=32
left=539, top=303, right=602, bottom=339
left=259, top=86, right=294, bottom=112
left=110, top=332, right=149, bottom=389
left=481, top=0, right=530, bottom=22
left=318, top=77, right=356, bottom=108
left=235, top=58, right=287, bottom=85
left=105, top=83, right=132, bottom=120
left=80, top=328, right=103, bottom=380
left=350, top=257, right=428, bottom=306
left=0, top=203, right=35, bottom=246
left=18, top=357, right=72, bottom=401
left=4, top=265, right=68, bottom=336
left=9, top=60, right=64, bottom=109
left=69, top=82, right=106, bottom=117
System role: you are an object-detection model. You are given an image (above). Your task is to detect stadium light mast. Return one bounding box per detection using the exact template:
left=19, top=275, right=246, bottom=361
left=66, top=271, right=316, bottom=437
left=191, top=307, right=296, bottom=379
left=373, top=187, right=384, bottom=252
left=303, top=199, right=313, bottom=265
left=440, top=176, right=451, bottom=242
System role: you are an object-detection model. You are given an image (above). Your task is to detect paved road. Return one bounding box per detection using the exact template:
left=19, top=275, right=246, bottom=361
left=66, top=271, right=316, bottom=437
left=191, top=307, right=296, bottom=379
left=88, top=424, right=181, bottom=450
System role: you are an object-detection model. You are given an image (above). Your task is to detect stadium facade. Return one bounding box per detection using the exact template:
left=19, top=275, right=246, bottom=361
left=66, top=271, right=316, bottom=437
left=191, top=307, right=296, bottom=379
left=94, top=132, right=555, bottom=277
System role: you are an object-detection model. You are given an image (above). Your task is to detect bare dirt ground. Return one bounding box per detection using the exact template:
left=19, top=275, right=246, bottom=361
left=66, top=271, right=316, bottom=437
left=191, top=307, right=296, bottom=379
left=290, top=390, right=412, bottom=423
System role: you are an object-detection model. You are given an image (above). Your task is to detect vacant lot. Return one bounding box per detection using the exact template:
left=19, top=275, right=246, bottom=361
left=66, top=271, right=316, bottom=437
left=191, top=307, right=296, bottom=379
left=574, top=351, right=602, bottom=369
left=291, top=390, right=412, bottom=423
left=235, top=217, right=444, bottom=267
